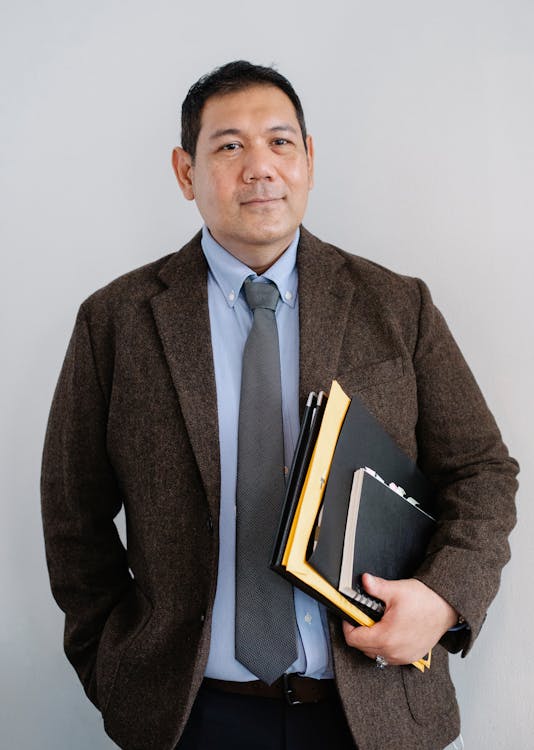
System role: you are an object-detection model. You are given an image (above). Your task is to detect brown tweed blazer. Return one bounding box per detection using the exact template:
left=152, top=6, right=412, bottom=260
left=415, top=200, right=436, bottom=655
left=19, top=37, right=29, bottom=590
left=41, top=227, right=518, bottom=750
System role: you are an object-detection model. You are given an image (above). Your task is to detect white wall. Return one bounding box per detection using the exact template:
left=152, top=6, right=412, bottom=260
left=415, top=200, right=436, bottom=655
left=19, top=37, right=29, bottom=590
left=1, top=1, right=532, bottom=747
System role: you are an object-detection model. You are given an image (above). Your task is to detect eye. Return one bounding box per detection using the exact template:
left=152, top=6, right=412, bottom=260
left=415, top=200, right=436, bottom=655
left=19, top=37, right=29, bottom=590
left=220, top=142, right=241, bottom=151
left=272, top=138, right=290, bottom=146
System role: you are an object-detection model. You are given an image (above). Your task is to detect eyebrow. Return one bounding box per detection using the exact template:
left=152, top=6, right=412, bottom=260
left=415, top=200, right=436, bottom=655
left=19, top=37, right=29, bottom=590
left=208, top=124, right=299, bottom=140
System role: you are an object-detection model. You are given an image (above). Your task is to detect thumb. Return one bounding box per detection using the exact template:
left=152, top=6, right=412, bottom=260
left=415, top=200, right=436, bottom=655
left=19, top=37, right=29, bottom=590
left=361, top=572, right=390, bottom=601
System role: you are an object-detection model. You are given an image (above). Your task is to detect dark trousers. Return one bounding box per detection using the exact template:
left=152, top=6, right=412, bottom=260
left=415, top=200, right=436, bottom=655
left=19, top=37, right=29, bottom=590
left=176, top=682, right=357, bottom=750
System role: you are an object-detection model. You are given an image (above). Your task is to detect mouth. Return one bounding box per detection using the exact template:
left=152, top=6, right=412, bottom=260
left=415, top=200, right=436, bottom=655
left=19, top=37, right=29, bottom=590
left=241, top=198, right=284, bottom=208
left=240, top=196, right=284, bottom=206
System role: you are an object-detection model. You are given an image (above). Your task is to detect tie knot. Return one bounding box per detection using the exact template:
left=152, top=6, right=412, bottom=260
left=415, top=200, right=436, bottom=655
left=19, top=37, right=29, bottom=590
left=243, top=278, right=280, bottom=312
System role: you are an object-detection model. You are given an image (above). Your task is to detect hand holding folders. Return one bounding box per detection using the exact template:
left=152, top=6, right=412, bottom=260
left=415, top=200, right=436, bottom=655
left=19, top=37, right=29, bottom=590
left=342, top=573, right=458, bottom=667
left=271, top=381, right=437, bottom=672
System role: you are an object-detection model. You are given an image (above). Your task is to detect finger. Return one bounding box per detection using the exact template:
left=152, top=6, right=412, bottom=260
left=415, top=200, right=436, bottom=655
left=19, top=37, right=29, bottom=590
left=361, top=572, right=391, bottom=603
left=341, top=629, right=379, bottom=661
left=342, top=619, right=383, bottom=650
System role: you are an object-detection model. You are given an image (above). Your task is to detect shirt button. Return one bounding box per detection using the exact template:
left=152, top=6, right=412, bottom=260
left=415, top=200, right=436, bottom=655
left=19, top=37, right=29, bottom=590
left=304, top=612, right=312, bottom=624
left=228, top=291, right=236, bottom=302
left=284, top=290, right=293, bottom=301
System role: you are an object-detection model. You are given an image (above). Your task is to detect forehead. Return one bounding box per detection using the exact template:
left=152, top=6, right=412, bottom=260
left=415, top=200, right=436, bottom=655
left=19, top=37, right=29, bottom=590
left=198, top=85, right=299, bottom=138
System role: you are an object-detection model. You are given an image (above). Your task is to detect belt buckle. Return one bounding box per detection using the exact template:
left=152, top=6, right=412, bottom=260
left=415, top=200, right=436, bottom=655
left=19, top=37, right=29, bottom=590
left=283, top=673, right=303, bottom=706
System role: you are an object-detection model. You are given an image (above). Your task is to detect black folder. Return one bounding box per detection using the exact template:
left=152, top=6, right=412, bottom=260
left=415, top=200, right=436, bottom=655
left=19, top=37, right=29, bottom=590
left=337, top=468, right=435, bottom=601
left=308, top=390, right=435, bottom=589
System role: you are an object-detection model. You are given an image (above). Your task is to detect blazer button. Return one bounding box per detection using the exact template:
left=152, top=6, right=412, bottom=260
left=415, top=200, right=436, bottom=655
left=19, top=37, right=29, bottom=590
left=206, top=516, right=214, bottom=533
left=200, top=613, right=206, bottom=623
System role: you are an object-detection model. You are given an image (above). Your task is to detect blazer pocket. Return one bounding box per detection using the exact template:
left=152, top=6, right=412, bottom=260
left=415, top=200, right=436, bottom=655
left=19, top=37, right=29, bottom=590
left=95, top=583, right=153, bottom=714
left=336, top=355, right=406, bottom=393
left=401, top=645, right=457, bottom=725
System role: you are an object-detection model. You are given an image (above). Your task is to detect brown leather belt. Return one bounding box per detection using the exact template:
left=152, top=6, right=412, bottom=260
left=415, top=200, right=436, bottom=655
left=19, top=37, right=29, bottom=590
left=203, top=675, right=337, bottom=705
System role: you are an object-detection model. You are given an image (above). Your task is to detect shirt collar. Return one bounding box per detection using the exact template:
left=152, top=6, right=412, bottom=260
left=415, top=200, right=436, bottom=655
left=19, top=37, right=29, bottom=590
left=201, top=225, right=299, bottom=309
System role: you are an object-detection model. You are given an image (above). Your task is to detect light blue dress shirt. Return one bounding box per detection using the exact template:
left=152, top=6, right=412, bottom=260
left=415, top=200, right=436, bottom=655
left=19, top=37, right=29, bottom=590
left=201, top=225, right=333, bottom=681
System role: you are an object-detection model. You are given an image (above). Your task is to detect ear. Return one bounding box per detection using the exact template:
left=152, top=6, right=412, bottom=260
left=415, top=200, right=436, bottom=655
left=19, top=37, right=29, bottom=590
left=305, top=135, right=315, bottom=190
left=172, top=147, right=195, bottom=201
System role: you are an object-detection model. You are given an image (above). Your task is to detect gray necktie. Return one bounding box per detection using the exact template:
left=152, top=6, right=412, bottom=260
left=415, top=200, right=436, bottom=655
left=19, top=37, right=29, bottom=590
left=235, top=277, right=298, bottom=685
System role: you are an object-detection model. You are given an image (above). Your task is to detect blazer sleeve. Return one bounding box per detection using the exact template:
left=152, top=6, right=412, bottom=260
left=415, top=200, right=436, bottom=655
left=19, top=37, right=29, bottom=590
left=41, top=305, right=131, bottom=708
left=410, top=279, right=519, bottom=655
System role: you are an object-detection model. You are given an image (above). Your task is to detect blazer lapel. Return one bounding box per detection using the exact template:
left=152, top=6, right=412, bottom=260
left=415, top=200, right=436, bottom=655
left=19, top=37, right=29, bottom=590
left=297, top=227, right=355, bottom=409
left=150, top=234, right=220, bottom=516
left=149, top=227, right=360, bottom=511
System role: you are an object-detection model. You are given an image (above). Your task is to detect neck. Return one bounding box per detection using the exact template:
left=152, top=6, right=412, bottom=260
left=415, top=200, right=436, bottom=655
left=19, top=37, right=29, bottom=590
left=208, top=230, right=296, bottom=274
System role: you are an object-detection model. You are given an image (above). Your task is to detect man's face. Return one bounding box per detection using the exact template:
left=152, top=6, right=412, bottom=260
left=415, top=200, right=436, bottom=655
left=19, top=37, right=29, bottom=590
left=173, top=85, right=314, bottom=263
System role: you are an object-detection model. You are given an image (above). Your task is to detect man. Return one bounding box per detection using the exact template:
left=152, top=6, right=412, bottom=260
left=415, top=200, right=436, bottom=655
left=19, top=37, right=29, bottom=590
left=41, top=61, right=518, bottom=750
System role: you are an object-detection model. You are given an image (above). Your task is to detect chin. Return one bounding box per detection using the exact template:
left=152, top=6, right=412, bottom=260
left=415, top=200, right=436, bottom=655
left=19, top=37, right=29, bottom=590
left=244, top=220, right=298, bottom=246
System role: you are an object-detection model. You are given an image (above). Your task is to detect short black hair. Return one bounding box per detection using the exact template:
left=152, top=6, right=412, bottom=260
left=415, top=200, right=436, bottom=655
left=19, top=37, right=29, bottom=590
left=181, top=60, right=308, bottom=161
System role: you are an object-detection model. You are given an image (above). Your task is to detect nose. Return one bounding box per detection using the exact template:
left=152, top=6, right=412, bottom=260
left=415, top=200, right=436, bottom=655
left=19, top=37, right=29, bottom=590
left=242, top=144, right=275, bottom=183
